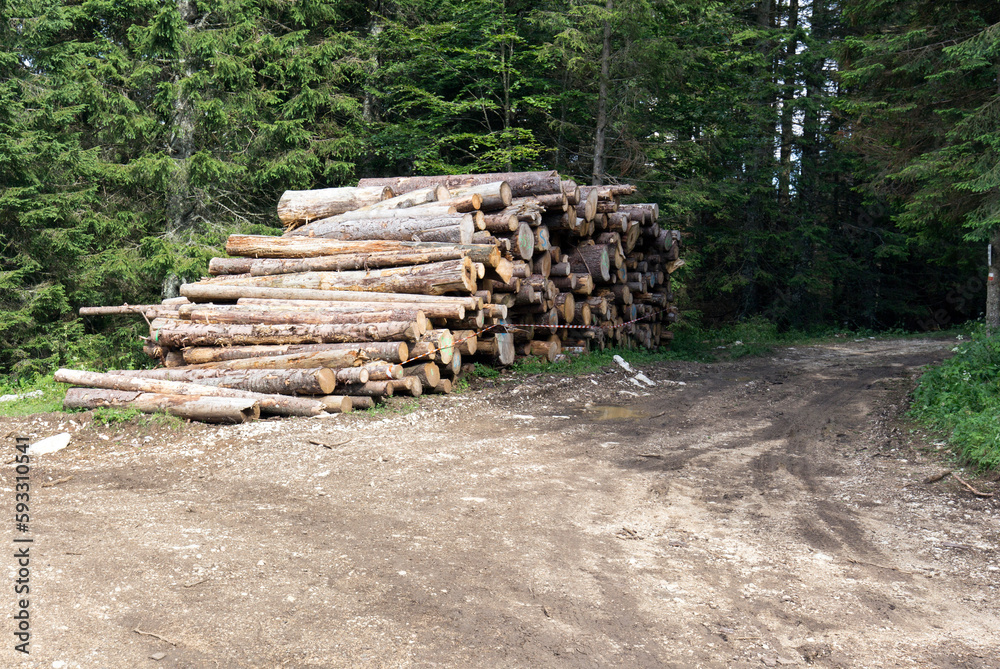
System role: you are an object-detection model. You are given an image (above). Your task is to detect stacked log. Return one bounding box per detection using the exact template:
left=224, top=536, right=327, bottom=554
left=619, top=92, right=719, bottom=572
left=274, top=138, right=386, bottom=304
left=67, top=176, right=682, bottom=421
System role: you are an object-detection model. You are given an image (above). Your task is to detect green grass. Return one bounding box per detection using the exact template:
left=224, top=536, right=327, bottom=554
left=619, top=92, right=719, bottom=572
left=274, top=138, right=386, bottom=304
left=92, top=407, right=144, bottom=425
left=909, top=327, right=1000, bottom=470
left=0, top=375, right=66, bottom=416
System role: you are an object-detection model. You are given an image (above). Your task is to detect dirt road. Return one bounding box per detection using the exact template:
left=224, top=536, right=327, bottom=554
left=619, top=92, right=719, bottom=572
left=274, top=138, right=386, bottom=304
left=2, top=337, right=998, bottom=668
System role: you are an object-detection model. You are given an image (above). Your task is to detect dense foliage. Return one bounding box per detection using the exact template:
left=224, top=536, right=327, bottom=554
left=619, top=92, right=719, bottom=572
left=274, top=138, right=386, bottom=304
left=910, top=330, right=1000, bottom=470
left=1, top=0, right=998, bottom=377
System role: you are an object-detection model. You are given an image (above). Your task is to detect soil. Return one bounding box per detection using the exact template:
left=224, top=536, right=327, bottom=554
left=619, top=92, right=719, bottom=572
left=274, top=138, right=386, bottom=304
left=2, top=336, right=998, bottom=668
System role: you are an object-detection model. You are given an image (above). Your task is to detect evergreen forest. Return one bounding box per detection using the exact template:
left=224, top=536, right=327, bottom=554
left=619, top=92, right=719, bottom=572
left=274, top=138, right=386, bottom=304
left=2, top=0, right=1000, bottom=377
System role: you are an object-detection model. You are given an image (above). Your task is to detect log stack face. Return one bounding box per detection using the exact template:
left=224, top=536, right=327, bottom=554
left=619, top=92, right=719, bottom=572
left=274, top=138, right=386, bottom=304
left=69, top=172, right=682, bottom=421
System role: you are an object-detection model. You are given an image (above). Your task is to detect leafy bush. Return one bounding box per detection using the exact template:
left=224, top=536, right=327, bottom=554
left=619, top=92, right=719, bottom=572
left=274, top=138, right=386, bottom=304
left=910, top=329, right=1000, bottom=470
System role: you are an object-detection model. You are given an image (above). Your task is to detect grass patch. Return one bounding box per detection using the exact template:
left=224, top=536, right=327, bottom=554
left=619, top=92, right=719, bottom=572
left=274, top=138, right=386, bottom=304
left=0, top=374, right=66, bottom=416
left=909, top=327, right=1000, bottom=470
left=92, top=407, right=143, bottom=425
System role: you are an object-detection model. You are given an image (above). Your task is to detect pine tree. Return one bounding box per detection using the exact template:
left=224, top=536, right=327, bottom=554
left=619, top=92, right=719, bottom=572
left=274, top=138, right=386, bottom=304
left=840, top=0, right=1000, bottom=329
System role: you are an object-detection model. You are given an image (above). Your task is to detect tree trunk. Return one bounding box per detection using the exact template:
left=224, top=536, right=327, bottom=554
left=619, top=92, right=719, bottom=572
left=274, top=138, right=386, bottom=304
left=358, top=362, right=403, bottom=381
left=778, top=0, right=799, bottom=206
left=198, top=258, right=478, bottom=295
left=408, top=329, right=455, bottom=365
left=227, top=235, right=491, bottom=259
left=150, top=319, right=419, bottom=348
left=79, top=305, right=181, bottom=317
left=337, top=381, right=395, bottom=397
left=988, top=229, right=1000, bottom=333
left=181, top=341, right=407, bottom=366
left=277, top=186, right=394, bottom=228
left=55, top=369, right=325, bottom=417
left=166, top=0, right=198, bottom=237
left=575, top=188, right=599, bottom=222
left=64, top=388, right=259, bottom=424
left=236, top=298, right=465, bottom=321
left=107, top=367, right=336, bottom=395
left=228, top=247, right=499, bottom=276
left=181, top=284, right=479, bottom=309
left=359, top=172, right=561, bottom=198
left=568, top=245, right=611, bottom=282
left=287, top=212, right=473, bottom=243
left=403, top=362, right=441, bottom=389
left=319, top=395, right=354, bottom=413
left=178, top=304, right=428, bottom=333
left=448, top=182, right=512, bottom=211
left=591, top=0, right=613, bottom=186
left=333, top=367, right=371, bottom=385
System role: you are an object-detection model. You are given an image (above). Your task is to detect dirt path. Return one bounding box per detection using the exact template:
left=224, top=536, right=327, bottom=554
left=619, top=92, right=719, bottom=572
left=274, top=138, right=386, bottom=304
left=2, top=337, right=998, bottom=668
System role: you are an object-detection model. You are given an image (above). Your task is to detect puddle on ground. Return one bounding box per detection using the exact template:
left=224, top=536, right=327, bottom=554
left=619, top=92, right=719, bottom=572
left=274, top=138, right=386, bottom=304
left=588, top=406, right=650, bottom=420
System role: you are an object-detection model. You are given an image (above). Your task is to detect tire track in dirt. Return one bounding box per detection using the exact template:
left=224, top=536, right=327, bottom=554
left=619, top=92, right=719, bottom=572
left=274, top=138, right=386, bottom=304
left=1, top=337, right=998, bottom=668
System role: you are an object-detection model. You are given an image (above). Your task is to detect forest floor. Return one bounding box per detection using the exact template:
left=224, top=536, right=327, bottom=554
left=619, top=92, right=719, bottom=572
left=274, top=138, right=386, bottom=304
left=2, top=336, right=998, bottom=668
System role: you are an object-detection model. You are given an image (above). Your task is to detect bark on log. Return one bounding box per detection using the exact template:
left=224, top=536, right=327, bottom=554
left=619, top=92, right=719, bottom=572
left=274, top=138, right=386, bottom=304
left=338, top=381, right=395, bottom=397
left=198, top=258, right=477, bottom=296
left=365, top=185, right=449, bottom=211
left=575, top=189, right=599, bottom=222
left=448, top=182, right=512, bottom=211
left=533, top=251, right=551, bottom=279
left=555, top=292, right=576, bottom=323
left=359, top=171, right=561, bottom=198
left=209, top=258, right=255, bottom=275
left=483, top=213, right=519, bottom=233
left=226, top=235, right=498, bottom=263
left=568, top=245, right=611, bottom=283
left=181, top=285, right=479, bottom=310
left=408, top=329, right=455, bottom=365
left=524, top=338, right=561, bottom=362
left=150, top=319, right=418, bottom=348
left=288, top=212, right=474, bottom=244
left=452, top=330, right=478, bottom=355
left=319, top=395, right=354, bottom=414
left=181, top=341, right=407, bottom=366
left=55, top=369, right=325, bottom=417
left=241, top=246, right=500, bottom=276
left=179, top=305, right=427, bottom=333
left=277, top=186, right=394, bottom=228
left=476, top=333, right=515, bottom=365
left=79, top=305, right=181, bottom=318
left=107, top=367, right=336, bottom=396
left=236, top=298, right=464, bottom=321
left=329, top=367, right=368, bottom=385
left=387, top=377, right=422, bottom=397
left=511, top=260, right=532, bottom=279
left=403, top=362, right=441, bottom=389
left=358, top=362, right=403, bottom=381
left=561, top=180, right=580, bottom=205
left=63, top=388, right=259, bottom=424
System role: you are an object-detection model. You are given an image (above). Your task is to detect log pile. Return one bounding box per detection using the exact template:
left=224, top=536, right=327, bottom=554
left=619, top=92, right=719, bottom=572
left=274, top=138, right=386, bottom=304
left=66, top=171, right=682, bottom=422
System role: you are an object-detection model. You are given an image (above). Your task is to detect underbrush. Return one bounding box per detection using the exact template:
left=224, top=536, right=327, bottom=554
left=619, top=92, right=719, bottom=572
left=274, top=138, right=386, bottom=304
left=0, top=375, right=66, bottom=416
left=909, top=328, right=1000, bottom=470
